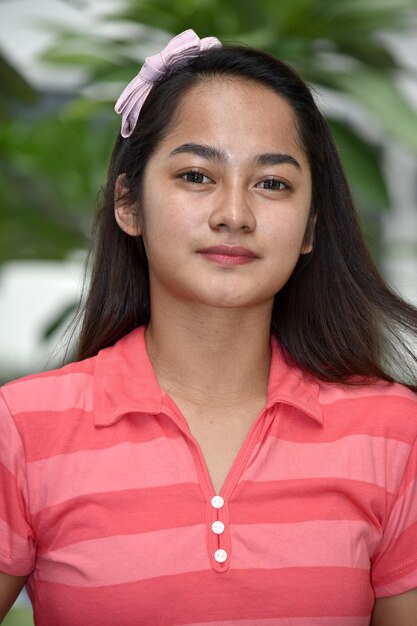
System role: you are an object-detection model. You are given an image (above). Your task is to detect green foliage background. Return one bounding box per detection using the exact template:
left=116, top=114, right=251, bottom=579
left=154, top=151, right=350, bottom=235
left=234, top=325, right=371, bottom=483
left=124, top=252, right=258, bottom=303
left=3, top=608, right=34, bottom=626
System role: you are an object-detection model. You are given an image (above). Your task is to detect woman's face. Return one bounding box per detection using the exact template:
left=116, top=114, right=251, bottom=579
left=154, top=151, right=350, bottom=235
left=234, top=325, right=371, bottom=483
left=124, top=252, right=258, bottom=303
left=117, top=77, right=313, bottom=312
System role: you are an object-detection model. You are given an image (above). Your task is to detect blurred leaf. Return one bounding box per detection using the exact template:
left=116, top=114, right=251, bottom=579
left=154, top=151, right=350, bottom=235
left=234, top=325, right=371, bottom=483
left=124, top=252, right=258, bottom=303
left=62, top=97, right=113, bottom=119
left=328, top=119, right=390, bottom=207
left=0, top=53, right=37, bottom=120
left=331, top=69, right=417, bottom=152
left=334, top=41, right=397, bottom=70
left=42, top=51, right=115, bottom=66
left=0, top=116, right=114, bottom=261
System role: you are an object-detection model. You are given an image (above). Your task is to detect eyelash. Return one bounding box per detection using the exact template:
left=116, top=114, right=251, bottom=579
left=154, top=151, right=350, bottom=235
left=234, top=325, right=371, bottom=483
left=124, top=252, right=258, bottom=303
left=256, top=178, right=289, bottom=191
left=180, top=169, right=289, bottom=191
left=181, top=170, right=212, bottom=184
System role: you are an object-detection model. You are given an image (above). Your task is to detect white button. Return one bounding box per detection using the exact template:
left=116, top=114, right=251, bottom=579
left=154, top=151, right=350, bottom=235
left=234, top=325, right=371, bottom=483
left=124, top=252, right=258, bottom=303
left=211, top=495, right=224, bottom=509
left=211, top=521, right=225, bottom=534
left=214, top=549, right=228, bottom=563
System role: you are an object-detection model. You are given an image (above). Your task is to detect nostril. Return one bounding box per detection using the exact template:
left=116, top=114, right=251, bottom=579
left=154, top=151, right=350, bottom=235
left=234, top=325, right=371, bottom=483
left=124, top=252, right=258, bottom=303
left=209, top=204, right=256, bottom=233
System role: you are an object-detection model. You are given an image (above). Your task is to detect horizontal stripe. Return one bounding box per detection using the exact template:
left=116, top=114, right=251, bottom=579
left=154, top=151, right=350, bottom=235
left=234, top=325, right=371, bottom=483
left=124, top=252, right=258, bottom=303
left=34, top=477, right=389, bottom=555
left=374, top=565, right=417, bottom=597
left=37, top=525, right=208, bottom=586
left=231, top=478, right=391, bottom=526
left=33, top=484, right=206, bottom=553
left=0, top=394, right=26, bottom=480
left=376, top=475, right=417, bottom=556
left=15, top=408, right=182, bottom=462
left=3, top=372, right=93, bottom=413
left=243, top=435, right=410, bottom=493
left=397, top=443, right=417, bottom=497
left=272, top=397, right=417, bottom=444
left=37, top=519, right=377, bottom=587
left=31, top=568, right=374, bottom=626
left=27, top=437, right=198, bottom=512
left=0, top=468, right=32, bottom=539
left=372, top=521, right=417, bottom=585
left=188, top=616, right=369, bottom=626
left=233, top=520, right=377, bottom=570
left=318, top=380, right=415, bottom=405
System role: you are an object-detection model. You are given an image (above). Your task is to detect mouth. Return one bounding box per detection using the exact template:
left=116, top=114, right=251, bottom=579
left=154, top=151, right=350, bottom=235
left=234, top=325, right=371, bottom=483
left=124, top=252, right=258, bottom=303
left=197, top=245, right=259, bottom=266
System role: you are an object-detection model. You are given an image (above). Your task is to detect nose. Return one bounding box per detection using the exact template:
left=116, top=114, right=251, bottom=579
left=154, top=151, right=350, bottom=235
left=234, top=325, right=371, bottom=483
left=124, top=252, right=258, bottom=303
left=208, top=179, right=256, bottom=233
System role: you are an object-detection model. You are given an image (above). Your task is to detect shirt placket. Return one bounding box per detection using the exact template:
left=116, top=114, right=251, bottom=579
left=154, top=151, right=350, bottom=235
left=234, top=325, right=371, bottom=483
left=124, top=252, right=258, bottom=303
left=186, top=404, right=278, bottom=573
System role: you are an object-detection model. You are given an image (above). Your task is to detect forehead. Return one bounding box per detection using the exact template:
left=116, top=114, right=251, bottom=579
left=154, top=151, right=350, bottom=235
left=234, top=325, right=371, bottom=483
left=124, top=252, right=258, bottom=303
left=158, top=77, right=307, bottom=165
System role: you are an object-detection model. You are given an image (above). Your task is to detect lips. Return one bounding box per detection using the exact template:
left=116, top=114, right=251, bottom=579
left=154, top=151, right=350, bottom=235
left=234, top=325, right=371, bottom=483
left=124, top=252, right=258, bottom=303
left=197, top=245, right=259, bottom=266
left=198, top=245, right=258, bottom=257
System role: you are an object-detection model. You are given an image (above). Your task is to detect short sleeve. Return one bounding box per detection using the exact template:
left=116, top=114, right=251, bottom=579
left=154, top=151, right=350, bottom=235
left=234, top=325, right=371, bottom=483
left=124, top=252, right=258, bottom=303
left=0, top=390, right=36, bottom=575
left=372, top=427, right=417, bottom=597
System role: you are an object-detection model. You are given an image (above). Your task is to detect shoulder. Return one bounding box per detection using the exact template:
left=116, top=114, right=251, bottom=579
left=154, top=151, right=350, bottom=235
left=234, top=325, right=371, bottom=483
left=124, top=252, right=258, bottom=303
left=1, top=354, right=97, bottom=418
left=317, top=376, right=417, bottom=408
left=0, top=326, right=149, bottom=427
left=317, top=376, right=417, bottom=407
left=0, top=355, right=100, bottom=471
left=316, top=377, right=417, bottom=443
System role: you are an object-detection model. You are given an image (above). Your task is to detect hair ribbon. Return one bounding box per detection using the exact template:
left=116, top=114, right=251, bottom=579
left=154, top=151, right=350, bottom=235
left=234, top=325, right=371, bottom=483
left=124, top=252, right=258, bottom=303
left=115, top=29, right=222, bottom=138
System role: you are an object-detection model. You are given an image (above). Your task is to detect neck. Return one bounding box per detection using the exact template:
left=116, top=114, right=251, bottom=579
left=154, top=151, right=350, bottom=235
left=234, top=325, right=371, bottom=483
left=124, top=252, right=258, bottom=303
left=145, top=300, right=272, bottom=408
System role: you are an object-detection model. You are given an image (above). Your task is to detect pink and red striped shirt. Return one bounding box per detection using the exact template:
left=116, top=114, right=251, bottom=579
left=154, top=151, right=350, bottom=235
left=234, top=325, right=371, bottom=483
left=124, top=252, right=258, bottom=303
left=1, top=326, right=417, bottom=625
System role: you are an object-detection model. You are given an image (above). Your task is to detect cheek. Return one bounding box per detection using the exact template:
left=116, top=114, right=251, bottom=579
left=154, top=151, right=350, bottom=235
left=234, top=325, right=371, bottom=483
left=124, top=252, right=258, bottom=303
left=267, top=211, right=311, bottom=251
left=142, top=198, right=204, bottom=247
left=139, top=206, right=195, bottom=271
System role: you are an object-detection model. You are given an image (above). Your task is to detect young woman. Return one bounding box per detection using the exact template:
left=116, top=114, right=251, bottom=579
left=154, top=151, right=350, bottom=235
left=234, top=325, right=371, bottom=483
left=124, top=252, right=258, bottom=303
left=1, top=29, right=417, bottom=626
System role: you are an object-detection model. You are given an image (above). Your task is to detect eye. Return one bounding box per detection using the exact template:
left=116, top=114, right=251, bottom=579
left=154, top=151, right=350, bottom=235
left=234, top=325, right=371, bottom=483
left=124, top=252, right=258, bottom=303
left=181, top=170, right=212, bottom=185
left=256, top=177, right=288, bottom=191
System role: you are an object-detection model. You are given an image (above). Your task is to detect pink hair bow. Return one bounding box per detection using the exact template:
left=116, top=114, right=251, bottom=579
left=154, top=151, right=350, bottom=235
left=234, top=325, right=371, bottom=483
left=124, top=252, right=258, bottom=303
left=115, top=29, right=222, bottom=138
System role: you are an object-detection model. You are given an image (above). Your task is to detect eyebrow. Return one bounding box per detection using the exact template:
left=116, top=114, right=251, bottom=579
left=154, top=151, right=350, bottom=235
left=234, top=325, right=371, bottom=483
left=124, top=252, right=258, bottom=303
left=169, top=143, right=301, bottom=170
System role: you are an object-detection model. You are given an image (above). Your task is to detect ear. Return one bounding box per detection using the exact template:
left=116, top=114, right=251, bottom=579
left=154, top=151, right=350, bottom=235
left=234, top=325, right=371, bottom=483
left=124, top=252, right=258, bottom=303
left=114, top=173, right=142, bottom=237
left=300, top=212, right=317, bottom=255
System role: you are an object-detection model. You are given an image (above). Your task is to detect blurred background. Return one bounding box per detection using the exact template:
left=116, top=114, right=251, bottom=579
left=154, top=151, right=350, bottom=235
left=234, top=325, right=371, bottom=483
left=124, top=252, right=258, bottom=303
left=1, top=0, right=417, bottom=623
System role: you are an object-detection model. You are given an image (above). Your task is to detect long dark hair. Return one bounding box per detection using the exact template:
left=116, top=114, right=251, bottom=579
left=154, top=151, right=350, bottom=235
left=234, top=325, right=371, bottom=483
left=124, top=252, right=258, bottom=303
left=76, top=44, right=417, bottom=390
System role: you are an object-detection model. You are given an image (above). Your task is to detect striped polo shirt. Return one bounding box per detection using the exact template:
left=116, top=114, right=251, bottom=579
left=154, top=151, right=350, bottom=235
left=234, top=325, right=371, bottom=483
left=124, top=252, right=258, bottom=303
left=1, top=326, right=417, bottom=625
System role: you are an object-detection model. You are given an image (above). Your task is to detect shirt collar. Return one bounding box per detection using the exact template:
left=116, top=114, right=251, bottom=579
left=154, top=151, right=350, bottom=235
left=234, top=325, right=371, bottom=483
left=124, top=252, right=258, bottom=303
left=267, top=337, right=323, bottom=424
left=93, top=327, right=323, bottom=427
left=94, top=327, right=162, bottom=426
